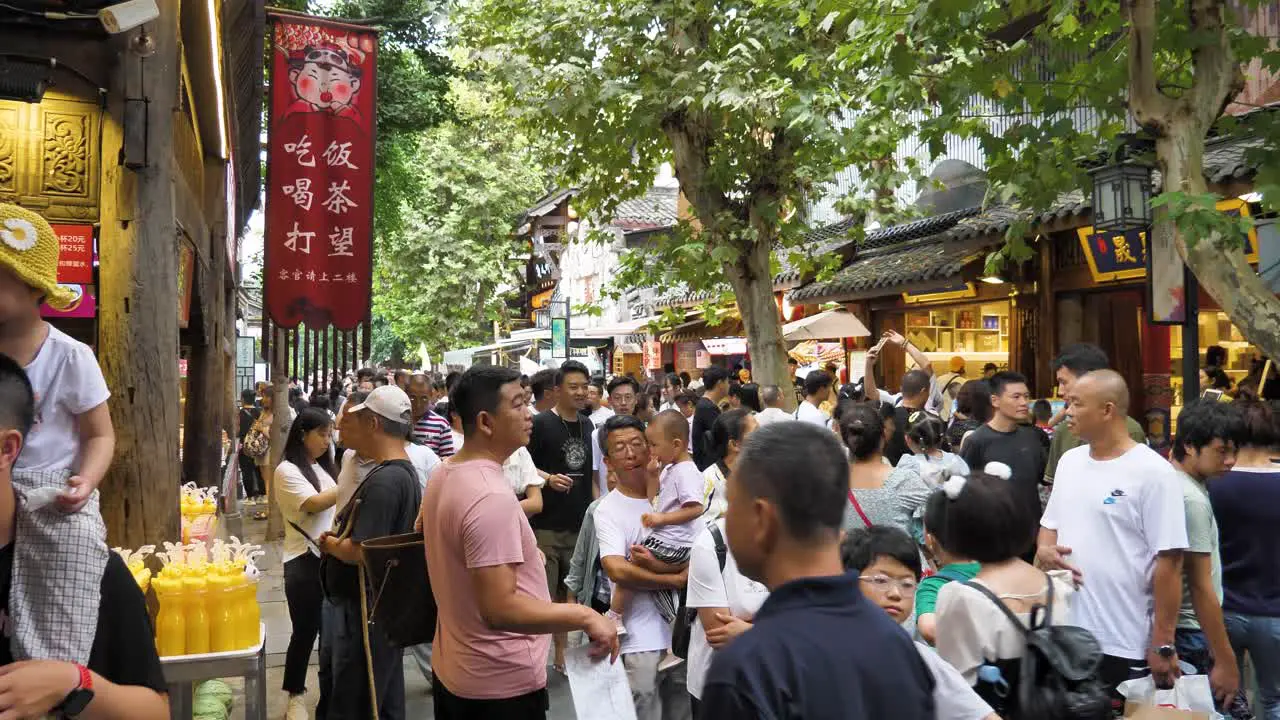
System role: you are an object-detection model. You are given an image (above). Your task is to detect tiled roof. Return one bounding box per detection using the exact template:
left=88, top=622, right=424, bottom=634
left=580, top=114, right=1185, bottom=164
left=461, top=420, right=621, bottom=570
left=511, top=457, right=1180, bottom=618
left=788, top=238, right=991, bottom=302
left=1202, top=136, right=1264, bottom=185
left=612, top=186, right=680, bottom=229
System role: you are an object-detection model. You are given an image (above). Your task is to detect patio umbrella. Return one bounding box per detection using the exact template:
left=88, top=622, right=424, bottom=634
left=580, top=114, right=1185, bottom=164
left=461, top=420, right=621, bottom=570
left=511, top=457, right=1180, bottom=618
left=783, top=309, right=871, bottom=341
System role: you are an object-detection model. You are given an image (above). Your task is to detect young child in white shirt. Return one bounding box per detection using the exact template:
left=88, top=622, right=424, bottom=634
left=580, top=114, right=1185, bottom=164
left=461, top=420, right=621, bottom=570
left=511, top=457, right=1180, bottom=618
left=607, top=410, right=705, bottom=631
left=0, top=203, right=114, bottom=662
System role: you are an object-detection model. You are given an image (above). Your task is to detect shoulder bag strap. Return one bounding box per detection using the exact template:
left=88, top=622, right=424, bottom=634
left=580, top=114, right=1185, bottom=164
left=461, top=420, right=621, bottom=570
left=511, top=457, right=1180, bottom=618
left=709, top=524, right=728, bottom=573
left=962, top=580, right=1033, bottom=635
left=847, top=490, right=872, bottom=528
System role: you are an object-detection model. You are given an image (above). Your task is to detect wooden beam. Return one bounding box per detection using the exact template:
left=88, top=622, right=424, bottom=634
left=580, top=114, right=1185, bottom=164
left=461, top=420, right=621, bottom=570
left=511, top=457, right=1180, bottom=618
left=98, top=1, right=182, bottom=548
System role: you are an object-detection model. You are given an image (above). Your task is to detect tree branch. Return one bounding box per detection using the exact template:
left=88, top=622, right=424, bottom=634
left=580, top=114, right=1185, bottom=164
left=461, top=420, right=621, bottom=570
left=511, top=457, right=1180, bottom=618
left=1126, top=0, right=1175, bottom=130
left=1189, top=0, right=1245, bottom=129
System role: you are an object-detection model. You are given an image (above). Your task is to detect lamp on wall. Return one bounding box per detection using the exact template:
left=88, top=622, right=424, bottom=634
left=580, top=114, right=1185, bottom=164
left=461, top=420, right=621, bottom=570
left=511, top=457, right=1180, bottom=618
left=0, top=55, right=54, bottom=103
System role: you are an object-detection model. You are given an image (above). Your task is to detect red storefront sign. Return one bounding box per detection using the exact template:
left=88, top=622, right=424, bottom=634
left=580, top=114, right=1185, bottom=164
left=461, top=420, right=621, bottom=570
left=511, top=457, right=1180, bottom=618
left=264, top=14, right=377, bottom=330
left=643, top=341, right=662, bottom=371
left=50, top=224, right=93, bottom=285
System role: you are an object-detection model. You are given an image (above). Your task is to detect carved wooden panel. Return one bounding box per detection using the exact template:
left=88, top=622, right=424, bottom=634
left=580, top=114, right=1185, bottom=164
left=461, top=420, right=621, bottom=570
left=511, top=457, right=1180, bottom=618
left=0, top=96, right=100, bottom=222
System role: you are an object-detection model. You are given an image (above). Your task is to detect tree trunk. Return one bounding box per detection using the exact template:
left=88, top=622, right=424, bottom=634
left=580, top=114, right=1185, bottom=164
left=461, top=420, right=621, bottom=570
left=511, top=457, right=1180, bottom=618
left=264, top=329, right=288, bottom=541
left=722, top=237, right=795, bottom=411
left=98, top=1, right=181, bottom=549
left=1159, top=121, right=1280, bottom=361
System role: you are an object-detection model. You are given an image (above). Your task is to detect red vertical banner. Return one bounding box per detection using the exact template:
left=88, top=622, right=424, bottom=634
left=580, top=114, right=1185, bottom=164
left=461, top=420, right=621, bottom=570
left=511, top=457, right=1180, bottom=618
left=265, top=13, right=377, bottom=330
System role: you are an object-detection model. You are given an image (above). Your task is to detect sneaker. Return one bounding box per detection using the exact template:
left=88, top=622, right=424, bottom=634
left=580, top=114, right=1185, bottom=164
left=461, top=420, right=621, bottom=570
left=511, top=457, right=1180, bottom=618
left=605, top=609, right=628, bottom=637
left=285, top=694, right=309, bottom=720
left=657, top=652, right=684, bottom=672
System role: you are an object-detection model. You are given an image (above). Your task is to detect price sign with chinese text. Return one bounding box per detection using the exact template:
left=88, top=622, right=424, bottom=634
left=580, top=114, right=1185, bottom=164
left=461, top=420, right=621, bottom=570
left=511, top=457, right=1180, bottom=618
left=50, top=224, right=93, bottom=285
left=265, top=14, right=377, bottom=330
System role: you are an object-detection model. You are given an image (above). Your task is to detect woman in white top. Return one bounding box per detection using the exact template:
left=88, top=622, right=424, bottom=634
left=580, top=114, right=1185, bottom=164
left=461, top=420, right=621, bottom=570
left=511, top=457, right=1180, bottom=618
left=686, top=518, right=770, bottom=717
left=931, top=468, right=1076, bottom=718
left=274, top=407, right=339, bottom=718
left=699, top=408, right=757, bottom=524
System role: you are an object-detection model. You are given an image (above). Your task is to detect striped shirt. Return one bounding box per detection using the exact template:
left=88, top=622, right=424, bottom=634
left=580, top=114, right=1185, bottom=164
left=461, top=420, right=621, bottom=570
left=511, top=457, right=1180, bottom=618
left=413, top=411, right=455, bottom=458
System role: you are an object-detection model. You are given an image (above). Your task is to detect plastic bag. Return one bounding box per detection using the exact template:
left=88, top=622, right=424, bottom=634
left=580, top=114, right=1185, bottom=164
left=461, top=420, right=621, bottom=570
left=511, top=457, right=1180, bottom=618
left=1117, top=674, right=1224, bottom=719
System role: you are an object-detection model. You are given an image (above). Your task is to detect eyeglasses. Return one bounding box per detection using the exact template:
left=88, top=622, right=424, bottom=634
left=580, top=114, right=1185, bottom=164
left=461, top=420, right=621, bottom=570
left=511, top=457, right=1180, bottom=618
left=859, top=574, right=918, bottom=594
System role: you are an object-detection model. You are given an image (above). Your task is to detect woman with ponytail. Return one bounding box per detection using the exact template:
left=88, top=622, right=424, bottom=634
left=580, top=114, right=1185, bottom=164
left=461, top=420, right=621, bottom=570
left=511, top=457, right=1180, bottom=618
left=839, top=401, right=931, bottom=536
left=699, top=408, right=758, bottom=522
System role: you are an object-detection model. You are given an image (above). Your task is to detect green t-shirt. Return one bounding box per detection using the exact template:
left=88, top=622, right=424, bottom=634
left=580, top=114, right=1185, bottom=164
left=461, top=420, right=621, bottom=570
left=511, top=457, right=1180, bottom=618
left=1176, top=470, right=1221, bottom=631
left=915, top=561, right=981, bottom=617
left=1043, top=416, right=1146, bottom=484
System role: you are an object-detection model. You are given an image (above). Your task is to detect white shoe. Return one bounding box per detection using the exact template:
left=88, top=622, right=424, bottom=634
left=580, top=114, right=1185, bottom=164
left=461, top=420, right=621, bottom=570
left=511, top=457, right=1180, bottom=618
left=286, top=694, right=309, bottom=720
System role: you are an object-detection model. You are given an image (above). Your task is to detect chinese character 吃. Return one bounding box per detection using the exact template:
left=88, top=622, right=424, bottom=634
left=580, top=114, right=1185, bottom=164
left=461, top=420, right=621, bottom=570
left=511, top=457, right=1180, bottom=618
left=329, top=227, right=355, bottom=257
left=323, top=180, right=358, bottom=215
left=284, top=134, right=316, bottom=167
left=322, top=141, right=359, bottom=170
left=283, top=178, right=314, bottom=211
left=285, top=222, right=314, bottom=254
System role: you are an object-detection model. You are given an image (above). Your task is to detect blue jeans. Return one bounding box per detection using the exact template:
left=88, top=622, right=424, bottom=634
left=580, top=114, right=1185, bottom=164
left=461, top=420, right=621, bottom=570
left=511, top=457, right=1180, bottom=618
left=318, top=597, right=405, bottom=720
left=1225, top=612, right=1280, bottom=720
left=1176, top=627, right=1255, bottom=719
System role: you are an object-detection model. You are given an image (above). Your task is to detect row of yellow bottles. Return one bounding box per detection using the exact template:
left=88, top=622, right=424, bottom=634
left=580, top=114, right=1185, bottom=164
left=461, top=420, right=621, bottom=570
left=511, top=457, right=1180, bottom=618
left=149, top=539, right=263, bottom=657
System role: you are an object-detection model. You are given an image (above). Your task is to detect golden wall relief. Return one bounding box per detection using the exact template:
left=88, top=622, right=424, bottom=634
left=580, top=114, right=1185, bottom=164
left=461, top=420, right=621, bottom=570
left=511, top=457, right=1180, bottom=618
left=0, top=96, right=100, bottom=222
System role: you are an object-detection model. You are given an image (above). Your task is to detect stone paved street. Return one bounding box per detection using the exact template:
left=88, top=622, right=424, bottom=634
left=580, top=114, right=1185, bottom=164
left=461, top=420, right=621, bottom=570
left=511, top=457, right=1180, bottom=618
left=218, top=508, right=577, bottom=720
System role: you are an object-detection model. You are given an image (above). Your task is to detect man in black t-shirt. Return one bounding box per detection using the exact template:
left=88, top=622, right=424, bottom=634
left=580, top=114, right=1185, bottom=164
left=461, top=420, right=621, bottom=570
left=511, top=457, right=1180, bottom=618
left=0, top=355, right=167, bottom=720
left=527, top=360, right=594, bottom=672
left=692, top=366, right=731, bottom=470
left=960, top=371, right=1048, bottom=525
left=320, top=385, right=422, bottom=720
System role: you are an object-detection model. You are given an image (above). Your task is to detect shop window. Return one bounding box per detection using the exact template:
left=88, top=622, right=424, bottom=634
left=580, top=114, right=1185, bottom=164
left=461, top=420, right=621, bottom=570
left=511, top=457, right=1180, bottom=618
left=902, top=301, right=1011, bottom=376
left=1171, top=311, right=1260, bottom=415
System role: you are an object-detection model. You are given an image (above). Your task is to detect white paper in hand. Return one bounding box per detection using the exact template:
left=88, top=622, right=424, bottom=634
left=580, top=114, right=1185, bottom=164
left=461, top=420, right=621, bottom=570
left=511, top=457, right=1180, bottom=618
left=565, top=644, right=637, bottom=720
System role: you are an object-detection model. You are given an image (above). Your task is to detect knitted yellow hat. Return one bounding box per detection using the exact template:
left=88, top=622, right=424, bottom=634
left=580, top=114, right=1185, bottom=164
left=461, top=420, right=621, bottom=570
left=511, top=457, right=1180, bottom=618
left=0, top=203, right=75, bottom=309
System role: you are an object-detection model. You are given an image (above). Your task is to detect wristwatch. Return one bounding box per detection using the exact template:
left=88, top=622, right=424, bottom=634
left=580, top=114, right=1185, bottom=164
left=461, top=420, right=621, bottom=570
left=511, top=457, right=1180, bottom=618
left=56, top=664, right=94, bottom=718
left=1154, top=644, right=1177, bottom=659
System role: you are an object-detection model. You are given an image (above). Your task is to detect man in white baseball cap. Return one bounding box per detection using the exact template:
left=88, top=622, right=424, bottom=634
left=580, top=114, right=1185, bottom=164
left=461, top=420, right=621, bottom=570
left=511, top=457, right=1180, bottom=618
left=318, top=384, right=422, bottom=719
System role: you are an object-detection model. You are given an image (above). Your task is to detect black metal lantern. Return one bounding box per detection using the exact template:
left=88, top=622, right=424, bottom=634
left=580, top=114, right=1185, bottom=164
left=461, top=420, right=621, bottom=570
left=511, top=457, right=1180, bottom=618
left=1088, top=159, right=1154, bottom=233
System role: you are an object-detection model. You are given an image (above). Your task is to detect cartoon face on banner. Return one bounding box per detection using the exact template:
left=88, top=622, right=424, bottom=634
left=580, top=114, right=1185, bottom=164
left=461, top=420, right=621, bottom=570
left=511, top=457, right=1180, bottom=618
left=266, top=16, right=376, bottom=330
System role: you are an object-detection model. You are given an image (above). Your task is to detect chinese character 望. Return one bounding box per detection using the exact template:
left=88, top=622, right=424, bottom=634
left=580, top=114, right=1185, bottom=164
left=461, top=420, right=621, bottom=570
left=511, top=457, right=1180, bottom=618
left=285, top=222, right=314, bottom=254
left=284, top=134, right=316, bottom=167
left=323, top=180, right=358, bottom=215
left=329, top=227, right=354, bottom=257
left=283, top=178, right=314, bottom=211
left=322, top=141, right=359, bottom=170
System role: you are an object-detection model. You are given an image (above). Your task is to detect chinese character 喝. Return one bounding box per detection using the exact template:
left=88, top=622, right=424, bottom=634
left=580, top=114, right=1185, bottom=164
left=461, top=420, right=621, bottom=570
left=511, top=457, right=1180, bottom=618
left=284, top=134, right=316, bottom=167
left=329, top=227, right=355, bottom=257
left=323, top=180, right=358, bottom=215
left=322, top=141, right=359, bottom=170
left=283, top=178, right=314, bottom=210
left=1114, top=234, right=1139, bottom=264
left=285, top=222, right=314, bottom=254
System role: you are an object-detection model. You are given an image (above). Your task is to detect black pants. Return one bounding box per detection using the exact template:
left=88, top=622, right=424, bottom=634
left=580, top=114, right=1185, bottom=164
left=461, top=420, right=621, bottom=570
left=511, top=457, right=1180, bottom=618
left=319, top=597, right=404, bottom=720
left=283, top=553, right=323, bottom=695
left=690, top=695, right=701, bottom=720
left=1100, top=654, right=1146, bottom=719
left=239, top=452, right=264, bottom=498
left=432, top=674, right=548, bottom=720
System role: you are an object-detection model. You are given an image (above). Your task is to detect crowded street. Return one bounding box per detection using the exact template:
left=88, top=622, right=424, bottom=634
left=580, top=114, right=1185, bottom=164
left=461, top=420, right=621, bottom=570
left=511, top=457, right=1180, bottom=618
left=3, top=0, right=1280, bottom=719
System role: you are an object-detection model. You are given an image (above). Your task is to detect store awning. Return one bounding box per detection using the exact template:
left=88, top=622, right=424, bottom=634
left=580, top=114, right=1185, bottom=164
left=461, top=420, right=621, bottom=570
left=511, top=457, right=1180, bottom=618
left=574, top=315, right=660, bottom=339
left=783, top=309, right=870, bottom=341
left=442, top=336, right=536, bottom=366
left=703, top=337, right=749, bottom=355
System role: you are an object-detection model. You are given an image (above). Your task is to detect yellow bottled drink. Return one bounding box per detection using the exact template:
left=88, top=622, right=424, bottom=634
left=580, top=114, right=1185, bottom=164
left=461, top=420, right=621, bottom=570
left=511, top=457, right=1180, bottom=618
left=153, top=577, right=186, bottom=657
left=239, top=574, right=260, bottom=649
left=208, top=574, right=238, bottom=653
left=184, top=575, right=211, bottom=655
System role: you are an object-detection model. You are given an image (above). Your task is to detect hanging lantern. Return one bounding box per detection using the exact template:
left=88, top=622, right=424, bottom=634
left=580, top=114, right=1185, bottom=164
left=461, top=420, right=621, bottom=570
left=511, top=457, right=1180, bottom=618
left=1088, top=160, right=1154, bottom=233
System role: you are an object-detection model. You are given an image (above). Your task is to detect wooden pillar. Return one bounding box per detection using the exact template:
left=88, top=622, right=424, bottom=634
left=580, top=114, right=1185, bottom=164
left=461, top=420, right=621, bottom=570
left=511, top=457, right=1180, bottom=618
left=264, top=327, right=289, bottom=540
left=1037, top=237, right=1057, bottom=397
left=97, top=1, right=181, bottom=548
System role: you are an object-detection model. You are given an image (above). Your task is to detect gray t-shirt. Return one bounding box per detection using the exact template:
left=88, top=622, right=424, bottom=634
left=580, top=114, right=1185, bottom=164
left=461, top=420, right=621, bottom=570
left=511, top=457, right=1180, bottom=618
left=841, top=466, right=932, bottom=536
left=1177, top=470, right=1221, bottom=630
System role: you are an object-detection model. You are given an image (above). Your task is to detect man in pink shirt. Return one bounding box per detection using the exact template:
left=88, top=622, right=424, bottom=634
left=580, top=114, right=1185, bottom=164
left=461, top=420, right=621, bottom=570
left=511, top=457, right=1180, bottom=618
left=422, top=364, right=618, bottom=719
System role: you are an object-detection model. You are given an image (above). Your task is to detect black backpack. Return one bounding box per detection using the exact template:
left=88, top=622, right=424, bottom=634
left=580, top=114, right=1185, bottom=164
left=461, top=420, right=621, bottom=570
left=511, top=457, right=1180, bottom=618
left=670, top=524, right=727, bottom=659
left=965, top=574, right=1110, bottom=720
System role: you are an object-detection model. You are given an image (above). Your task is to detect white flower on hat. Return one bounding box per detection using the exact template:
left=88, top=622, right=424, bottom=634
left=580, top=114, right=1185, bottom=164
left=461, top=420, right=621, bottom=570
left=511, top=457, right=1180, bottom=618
left=0, top=218, right=38, bottom=252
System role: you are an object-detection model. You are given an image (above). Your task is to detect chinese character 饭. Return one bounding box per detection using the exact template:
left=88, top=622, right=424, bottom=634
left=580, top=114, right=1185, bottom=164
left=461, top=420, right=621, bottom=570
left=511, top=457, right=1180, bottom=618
left=323, top=180, right=358, bottom=215
left=283, top=178, right=314, bottom=211
left=329, top=227, right=355, bottom=257
left=322, top=141, right=359, bottom=170
left=1114, top=235, right=1138, bottom=264
left=284, top=134, right=316, bottom=167
left=285, top=222, right=314, bottom=254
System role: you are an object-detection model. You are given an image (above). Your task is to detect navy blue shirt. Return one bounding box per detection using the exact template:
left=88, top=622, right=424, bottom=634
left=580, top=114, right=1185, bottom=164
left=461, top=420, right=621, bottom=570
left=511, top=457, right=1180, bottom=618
left=1209, top=468, right=1280, bottom=617
left=699, top=572, right=935, bottom=719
